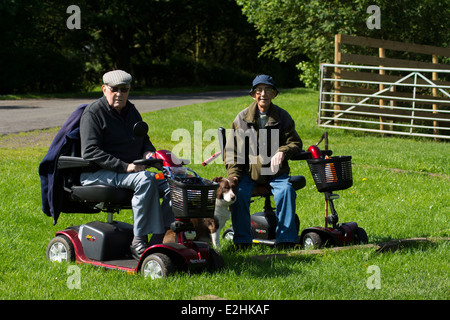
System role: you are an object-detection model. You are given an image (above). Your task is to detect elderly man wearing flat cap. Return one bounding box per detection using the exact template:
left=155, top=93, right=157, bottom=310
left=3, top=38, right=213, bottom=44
left=79, top=70, right=172, bottom=259
left=225, top=74, right=303, bottom=250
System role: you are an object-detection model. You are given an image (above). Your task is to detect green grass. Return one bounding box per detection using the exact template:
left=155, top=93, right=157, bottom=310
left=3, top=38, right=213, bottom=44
left=0, top=88, right=448, bottom=300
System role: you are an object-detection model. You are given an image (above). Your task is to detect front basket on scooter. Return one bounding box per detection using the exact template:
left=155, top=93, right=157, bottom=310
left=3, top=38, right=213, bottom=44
left=307, top=156, right=353, bottom=192
left=167, top=177, right=218, bottom=219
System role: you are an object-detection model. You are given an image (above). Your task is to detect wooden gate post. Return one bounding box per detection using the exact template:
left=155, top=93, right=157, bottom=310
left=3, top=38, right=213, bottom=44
left=379, top=47, right=385, bottom=132
left=432, top=55, right=439, bottom=139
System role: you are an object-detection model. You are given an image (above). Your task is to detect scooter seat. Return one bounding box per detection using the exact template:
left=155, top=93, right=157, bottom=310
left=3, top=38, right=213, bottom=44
left=252, top=175, right=306, bottom=197
left=70, top=185, right=134, bottom=205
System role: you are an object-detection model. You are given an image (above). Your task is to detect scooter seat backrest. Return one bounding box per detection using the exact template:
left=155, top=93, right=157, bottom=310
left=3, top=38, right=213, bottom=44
left=290, top=175, right=307, bottom=190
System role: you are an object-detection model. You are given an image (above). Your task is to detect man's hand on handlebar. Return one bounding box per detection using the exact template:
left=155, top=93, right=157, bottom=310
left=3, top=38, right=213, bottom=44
left=126, top=163, right=146, bottom=173
left=129, top=151, right=156, bottom=172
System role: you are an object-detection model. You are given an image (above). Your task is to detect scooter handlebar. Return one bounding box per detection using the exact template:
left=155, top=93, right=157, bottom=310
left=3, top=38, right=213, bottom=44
left=291, top=149, right=333, bottom=160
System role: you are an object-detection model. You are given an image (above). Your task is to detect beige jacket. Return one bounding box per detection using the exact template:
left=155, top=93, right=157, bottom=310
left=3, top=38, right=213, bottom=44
left=225, top=101, right=302, bottom=184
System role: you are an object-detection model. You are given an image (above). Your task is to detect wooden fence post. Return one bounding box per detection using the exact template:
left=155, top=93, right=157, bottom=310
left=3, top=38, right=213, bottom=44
left=334, top=34, right=341, bottom=126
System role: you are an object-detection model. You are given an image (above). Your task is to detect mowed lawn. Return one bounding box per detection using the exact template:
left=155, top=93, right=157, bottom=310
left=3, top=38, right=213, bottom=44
left=0, top=88, right=448, bottom=300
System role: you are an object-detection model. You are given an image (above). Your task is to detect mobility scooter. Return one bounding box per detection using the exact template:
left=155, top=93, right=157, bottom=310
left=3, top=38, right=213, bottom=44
left=216, top=128, right=367, bottom=249
left=45, top=121, right=223, bottom=279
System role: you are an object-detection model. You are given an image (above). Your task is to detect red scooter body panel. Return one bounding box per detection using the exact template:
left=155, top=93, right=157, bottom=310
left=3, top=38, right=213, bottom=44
left=56, top=228, right=210, bottom=274
left=155, top=149, right=183, bottom=167
left=300, top=222, right=359, bottom=246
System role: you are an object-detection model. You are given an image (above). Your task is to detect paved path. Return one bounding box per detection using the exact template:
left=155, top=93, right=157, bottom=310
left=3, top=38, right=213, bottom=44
left=0, top=90, right=247, bottom=135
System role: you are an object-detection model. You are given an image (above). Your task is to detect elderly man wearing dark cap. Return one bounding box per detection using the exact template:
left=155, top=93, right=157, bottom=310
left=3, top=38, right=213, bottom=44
left=225, top=75, right=303, bottom=250
left=79, top=70, right=173, bottom=259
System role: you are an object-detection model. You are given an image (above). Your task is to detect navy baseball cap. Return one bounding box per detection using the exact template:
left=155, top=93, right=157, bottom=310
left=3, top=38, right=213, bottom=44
left=250, top=74, right=278, bottom=96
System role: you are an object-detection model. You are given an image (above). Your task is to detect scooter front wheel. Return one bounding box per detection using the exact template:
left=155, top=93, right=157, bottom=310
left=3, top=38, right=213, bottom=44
left=354, top=227, right=368, bottom=244
left=141, top=253, right=175, bottom=279
left=46, top=235, right=75, bottom=262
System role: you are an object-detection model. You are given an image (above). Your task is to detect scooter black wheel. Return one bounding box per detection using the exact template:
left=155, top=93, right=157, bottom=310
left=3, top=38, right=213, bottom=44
left=141, top=253, right=175, bottom=280
left=222, top=228, right=234, bottom=241
left=354, top=227, right=368, bottom=244
left=46, top=235, right=75, bottom=262
left=207, top=248, right=225, bottom=272
left=302, top=232, right=322, bottom=249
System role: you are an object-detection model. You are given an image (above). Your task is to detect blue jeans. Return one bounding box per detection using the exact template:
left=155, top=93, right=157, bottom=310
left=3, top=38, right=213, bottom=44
left=231, top=173, right=298, bottom=244
left=80, top=170, right=173, bottom=237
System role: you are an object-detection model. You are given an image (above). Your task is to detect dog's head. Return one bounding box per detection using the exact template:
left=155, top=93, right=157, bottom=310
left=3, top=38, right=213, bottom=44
left=212, top=176, right=238, bottom=204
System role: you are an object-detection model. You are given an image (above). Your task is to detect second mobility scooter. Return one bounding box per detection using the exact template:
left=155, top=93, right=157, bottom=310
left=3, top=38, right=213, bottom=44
left=45, top=120, right=223, bottom=279
left=215, top=128, right=368, bottom=249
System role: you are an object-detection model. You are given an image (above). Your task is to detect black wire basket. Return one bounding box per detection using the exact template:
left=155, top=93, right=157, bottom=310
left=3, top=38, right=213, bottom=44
left=167, top=177, right=218, bottom=219
left=306, top=156, right=353, bottom=193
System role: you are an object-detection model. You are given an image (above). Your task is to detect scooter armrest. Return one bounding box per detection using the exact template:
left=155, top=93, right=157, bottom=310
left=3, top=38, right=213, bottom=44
left=58, top=156, right=93, bottom=169
left=290, top=151, right=311, bottom=160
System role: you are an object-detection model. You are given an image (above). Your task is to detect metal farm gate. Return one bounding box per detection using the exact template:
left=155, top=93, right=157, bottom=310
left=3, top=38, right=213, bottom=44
left=317, top=35, right=450, bottom=139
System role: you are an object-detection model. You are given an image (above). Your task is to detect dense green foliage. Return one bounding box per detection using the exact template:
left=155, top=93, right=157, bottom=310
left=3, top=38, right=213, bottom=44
left=237, top=0, right=450, bottom=87
left=0, top=0, right=299, bottom=94
left=238, top=0, right=449, bottom=62
left=2, top=1, right=449, bottom=92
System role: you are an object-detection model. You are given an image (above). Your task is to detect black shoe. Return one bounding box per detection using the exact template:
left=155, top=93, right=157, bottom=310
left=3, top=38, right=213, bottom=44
left=130, top=242, right=148, bottom=260
left=234, top=243, right=252, bottom=251
left=276, top=242, right=298, bottom=251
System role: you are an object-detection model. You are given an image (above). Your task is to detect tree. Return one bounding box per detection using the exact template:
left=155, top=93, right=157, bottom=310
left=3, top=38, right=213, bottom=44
left=0, top=0, right=87, bottom=93
left=236, top=0, right=450, bottom=87
left=0, top=0, right=273, bottom=94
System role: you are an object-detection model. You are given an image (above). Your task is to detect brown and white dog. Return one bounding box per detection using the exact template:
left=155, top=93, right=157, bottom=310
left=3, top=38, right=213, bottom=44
left=209, top=176, right=237, bottom=248
left=163, top=176, right=238, bottom=249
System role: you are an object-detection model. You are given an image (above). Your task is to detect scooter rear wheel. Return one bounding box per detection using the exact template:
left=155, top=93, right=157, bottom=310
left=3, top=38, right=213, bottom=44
left=222, top=228, right=234, bottom=241
left=141, top=253, right=175, bottom=279
left=302, top=232, right=322, bottom=249
left=208, top=248, right=225, bottom=272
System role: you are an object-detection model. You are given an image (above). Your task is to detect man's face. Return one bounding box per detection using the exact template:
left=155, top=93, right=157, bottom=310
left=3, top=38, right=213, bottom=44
left=102, top=84, right=130, bottom=111
left=251, top=85, right=277, bottom=111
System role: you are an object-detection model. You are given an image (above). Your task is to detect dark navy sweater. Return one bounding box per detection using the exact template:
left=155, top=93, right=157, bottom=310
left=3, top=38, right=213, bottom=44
left=80, top=96, right=155, bottom=173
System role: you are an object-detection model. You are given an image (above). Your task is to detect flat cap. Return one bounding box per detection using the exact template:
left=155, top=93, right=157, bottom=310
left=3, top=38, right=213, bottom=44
left=102, top=70, right=132, bottom=87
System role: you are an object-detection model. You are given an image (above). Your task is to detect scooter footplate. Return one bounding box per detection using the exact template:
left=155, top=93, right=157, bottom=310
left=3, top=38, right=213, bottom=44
left=102, top=259, right=138, bottom=269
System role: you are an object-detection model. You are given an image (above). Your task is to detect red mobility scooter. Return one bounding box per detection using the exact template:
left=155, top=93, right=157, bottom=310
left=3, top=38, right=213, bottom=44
left=46, top=122, right=223, bottom=279
left=300, top=132, right=368, bottom=248
left=216, top=128, right=367, bottom=249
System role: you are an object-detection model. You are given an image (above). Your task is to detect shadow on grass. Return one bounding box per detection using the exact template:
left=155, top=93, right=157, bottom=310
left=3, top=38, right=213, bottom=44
left=217, top=236, right=449, bottom=278
left=217, top=242, right=319, bottom=279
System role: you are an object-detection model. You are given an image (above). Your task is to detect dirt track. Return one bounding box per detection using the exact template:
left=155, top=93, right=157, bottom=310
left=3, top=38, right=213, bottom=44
left=0, top=90, right=247, bottom=135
